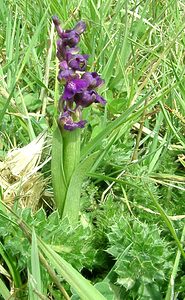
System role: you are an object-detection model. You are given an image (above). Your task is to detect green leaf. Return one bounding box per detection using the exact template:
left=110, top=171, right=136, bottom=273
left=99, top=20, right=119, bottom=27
left=0, top=242, right=22, bottom=291
left=62, top=152, right=98, bottom=224
left=30, top=228, right=43, bottom=300
left=38, top=239, right=106, bottom=300
left=0, top=278, right=14, bottom=300
left=71, top=282, right=115, bottom=300
left=94, top=282, right=115, bottom=300
left=102, top=45, right=117, bottom=84
left=51, top=124, right=66, bottom=215
left=21, top=93, right=42, bottom=111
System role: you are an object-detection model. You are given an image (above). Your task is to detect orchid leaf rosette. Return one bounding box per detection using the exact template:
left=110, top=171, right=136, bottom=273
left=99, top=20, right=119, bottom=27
left=51, top=16, right=106, bottom=223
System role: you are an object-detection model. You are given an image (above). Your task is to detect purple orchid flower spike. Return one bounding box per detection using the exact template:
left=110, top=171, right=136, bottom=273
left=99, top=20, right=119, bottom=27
left=52, top=16, right=107, bottom=225
left=52, top=16, right=106, bottom=131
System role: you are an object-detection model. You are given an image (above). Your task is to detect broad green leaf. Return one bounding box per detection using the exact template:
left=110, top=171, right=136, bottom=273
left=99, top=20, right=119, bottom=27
left=62, top=128, right=81, bottom=187
left=51, top=124, right=67, bottom=215
left=165, top=225, right=185, bottom=300
left=102, top=45, right=117, bottom=84
left=62, top=152, right=98, bottom=224
left=71, top=282, right=115, bottom=300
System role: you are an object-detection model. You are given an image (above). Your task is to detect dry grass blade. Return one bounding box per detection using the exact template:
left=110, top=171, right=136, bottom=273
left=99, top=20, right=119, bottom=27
left=0, top=132, right=48, bottom=210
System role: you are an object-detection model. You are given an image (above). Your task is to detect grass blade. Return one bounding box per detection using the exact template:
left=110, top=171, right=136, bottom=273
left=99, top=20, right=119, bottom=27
left=146, top=185, right=185, bottom=259
left=30, top=228, right=43, bottom=300
left=38, top=239, right=106, bottom=300
left=0, top=278, right=14, bottom=300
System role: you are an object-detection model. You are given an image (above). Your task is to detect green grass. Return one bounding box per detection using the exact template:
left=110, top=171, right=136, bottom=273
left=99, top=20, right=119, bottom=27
left=0, top=0, right=185, bottom=299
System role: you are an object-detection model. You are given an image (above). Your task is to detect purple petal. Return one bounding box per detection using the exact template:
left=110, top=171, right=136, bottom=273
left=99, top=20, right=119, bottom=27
left=59, top=111, right=86, bottom=131
left=64, top=119, right=86, bottom=131
left=56, top=39, right=63, bottom=48
left=56, top=39, right=66, bottom=60
left=63, top=79, right=88, bottom=100
left=92, top=72, right=105, bottom=87
left=82, top=72, right=104, bottom=88
left=53, top=18, right=86, bottom=47
left=73, top=78, right=89, bottom=90
left=59, top=60, right=68, bottom=70
left=61, top=31, right=80, bottom=47
left=74, top=90, right=96, bottom=107
left=95, top=92, right=106, bottom=105
left=63, top=84, right=75, bottom=100
left=66, top=47, right=80, bottom=56
left=58, top=69, right=76, bottom=81
left=74, top=90, right=106, bottom=107
left=52, top=16, right=63, bottom=38
left=52, top=16, right=60, bottom=26
left=68, top=54, right=88, bottom=71
left=83, top=54, right=89, bottom=60
left=82, top=72, right=96, bottom=87
left=74, top=21, right=86, bottom=34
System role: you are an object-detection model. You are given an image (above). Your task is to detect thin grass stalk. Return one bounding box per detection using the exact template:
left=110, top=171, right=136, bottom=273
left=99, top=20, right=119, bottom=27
left=165, top=224, right=185, bottom=300
left=146, top=185, right=185, bottom=259
left=0, top=243, right=22, bottom=294
left=131, top=98, right=149, bottom=161
left=41, top=22, right=55, bottom=116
